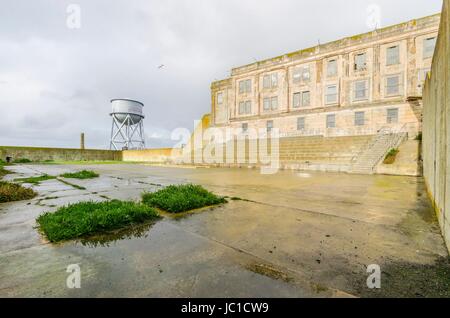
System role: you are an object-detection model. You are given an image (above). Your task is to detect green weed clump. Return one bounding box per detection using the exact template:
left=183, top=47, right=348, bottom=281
left=14, top=174, right=56, bottom=185
left=60, top=170, right=99, bottom=179
left=384, top=148, right=400, bottom=165
left=0, top=181, right=37, bottom=203
left=13, top=158, right=32, bottom=163
left=142, top=184, right=227, bottom=213
left=36, top=200, right=159, bottom=242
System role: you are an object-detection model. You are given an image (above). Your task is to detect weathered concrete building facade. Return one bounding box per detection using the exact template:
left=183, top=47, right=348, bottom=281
left=211, top=14, right=440, bottom=139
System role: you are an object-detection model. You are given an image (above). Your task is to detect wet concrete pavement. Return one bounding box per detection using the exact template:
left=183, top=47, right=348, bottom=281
left=0, top=164, right=448, bottom=297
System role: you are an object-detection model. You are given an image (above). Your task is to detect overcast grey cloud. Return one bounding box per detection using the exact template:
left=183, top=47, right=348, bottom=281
left=0, top=0, right=442, bottom=149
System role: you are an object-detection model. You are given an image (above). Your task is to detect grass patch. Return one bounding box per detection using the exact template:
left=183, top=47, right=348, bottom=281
left=0, top=181, right=37, bottom=203
left=0, top=162, right=10, bottom=179
left=14, top=174, right=56, bottom=185
left=383, top=148, right=400, bottom=165
left=36, top=200, right=159, bottom=242
left=142, top=184, right=227, bottom=213
left=60, top=170, right=99, bottom=179
left=13, top=158, right=32, bottom=164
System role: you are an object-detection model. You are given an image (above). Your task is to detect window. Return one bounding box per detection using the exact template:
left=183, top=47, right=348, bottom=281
left=271, top=96, right=278, bottom=110
left=354, top=53, right=367, bottom=71
left=263, top=73, right=278, bottom=89
left=263, top=75, right=271, bottom=89
left=327, top=59, right=338, bottom=77
left=387, top=108, right=399, bottom=124
left=354, top=111, right=365, bottom=126
left=263, top=97, right=271, bottom=111
left=293, top=66, right=311, bottom=83
left=266, top=120, right=274, bottom=132
left=242, top=123, right=248, bottom=132
left=293, top=91, right=310, bottom=108
left=386, top=75, right=401, bottom=96
left=238, top=102, right=245, bottom=114
left=238, top=101, right=251, bottom=115
left=217, top=92, right=223, bottom=105
left=424, top=37, right=437, bottom=59
left=325, top=85, right=338, bottom=104
left=271, top=73, right=278, bottom=88
left=302, top=91, right=310, bottom=107
left=387, top=46, right=400, bottom=65
left=354, top=80, right=368, bottom=100
left=263, top=97, right=278, bottom=111
left=245, top=101, right=251, bottom=114
left=297, top=117, right=305, bottom=130
left=293, top=93, right=301, bottom=108
left=239, top=79, right=252, bottom=94
left=326, top=114, right=336, bottom=128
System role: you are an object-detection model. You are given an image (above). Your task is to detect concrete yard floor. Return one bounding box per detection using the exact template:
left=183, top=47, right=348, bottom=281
left=0, top=164, right=449, bottom=298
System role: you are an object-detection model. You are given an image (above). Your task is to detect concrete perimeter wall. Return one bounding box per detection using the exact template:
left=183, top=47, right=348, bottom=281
left=122, top=148, right=182, bottom=163
left=422, top=0, right=450, bottom=252
left=0, top=146, right=122, bottom=162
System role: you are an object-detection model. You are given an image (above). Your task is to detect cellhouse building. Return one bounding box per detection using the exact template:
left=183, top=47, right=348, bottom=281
left=211, top=14, right=439, bottom=139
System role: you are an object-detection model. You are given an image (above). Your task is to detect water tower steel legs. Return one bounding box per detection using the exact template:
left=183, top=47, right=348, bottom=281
left=110, top=114, right=146, bottom=150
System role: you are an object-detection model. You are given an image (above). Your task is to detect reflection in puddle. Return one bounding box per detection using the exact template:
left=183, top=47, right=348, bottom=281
left=78, top=221, right=156, bottom=248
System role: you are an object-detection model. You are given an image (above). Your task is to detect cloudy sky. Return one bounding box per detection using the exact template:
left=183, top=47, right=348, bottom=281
left=0, top=0, right=442, bottom=149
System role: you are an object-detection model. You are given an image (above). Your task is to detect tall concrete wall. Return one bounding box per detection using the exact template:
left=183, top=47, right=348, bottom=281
left=422, top=0, right=450, bottom=252
left=0, top=146, right=122, bottom=162
left=122, top=148, right=182, bottom=163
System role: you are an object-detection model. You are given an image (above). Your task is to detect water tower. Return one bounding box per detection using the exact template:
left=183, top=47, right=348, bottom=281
left=110, top=99, right=146, bottom=150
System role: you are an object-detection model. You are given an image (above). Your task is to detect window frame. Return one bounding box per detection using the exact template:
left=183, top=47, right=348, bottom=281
left=327, top=59, right=338, bottom=77
left=354, top=53, right=367, bottom=71
left=385, top=75, right=401, bottom=96
left=297, top=117, right=305, bottom=131
left=326, top=114, right=336, bottom=129
left=266, top=120, right=274, bottom=132
left=353, top=80, right=369, bottom=101
left=354, top=111, right=365, bottom=126
left=325, top=85, right=338, bottom=105
left=423, top=37, right=437, bottom=59
left=217, top=92, right=223, bottom=105
left=387, top=108, right=399, bottom=124
left=386, top=45, right=400, bottom=66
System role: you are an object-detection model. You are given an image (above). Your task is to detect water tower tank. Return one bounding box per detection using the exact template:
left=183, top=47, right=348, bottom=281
left=109, top=98, right=146, bottom=150
left=111, top=99, right=145, bottom=124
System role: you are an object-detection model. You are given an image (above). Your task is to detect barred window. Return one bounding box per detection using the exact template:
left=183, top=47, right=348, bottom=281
left=327, top=59, right=338, bottom=77
left=245, top=101, right=251, bottom=114
left=325, top=85, right=338, bottom=104
left=354, top=80, right=368, bottom=100
left=293, top=92, right=301, bottom=108
left=326, top=114, right=336, bottom=128
left=239, top=79, right=252, bottom=94
left=263, top=73, right=278, bottom=89
left=263, top=98, right=271, bottom=111
left=271, top=73, right=278, bottom=88
left=217, top=92, right=223, bottom=105
left=297, top=117, right=305, bottom=130
left=354, top=111, right=365, bottom=126
left=242, top=123, right=248, bottom=132
left=423, top=37, right=437, bottom=59
left=387, top=108, right=399, bottom=124
left=355, top=53, right=367, bottom=71
left=238, top=102, right=245, bottom=114
left=271, top=96, right=278, bottom=110
left=263, top=75, right=271, bottom=89
left=302, top=91, right=310, bottom=107
left=386, top=75, right=401, bottom=96
left=267, top=120, right=274, bottom=132
left=387, top=46, right=400, bottom=65
left=293, top=67, right=310, bottom=83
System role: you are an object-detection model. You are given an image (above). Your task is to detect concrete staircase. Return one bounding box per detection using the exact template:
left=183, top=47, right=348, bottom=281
left=350, top=131, right=408, bottom=174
